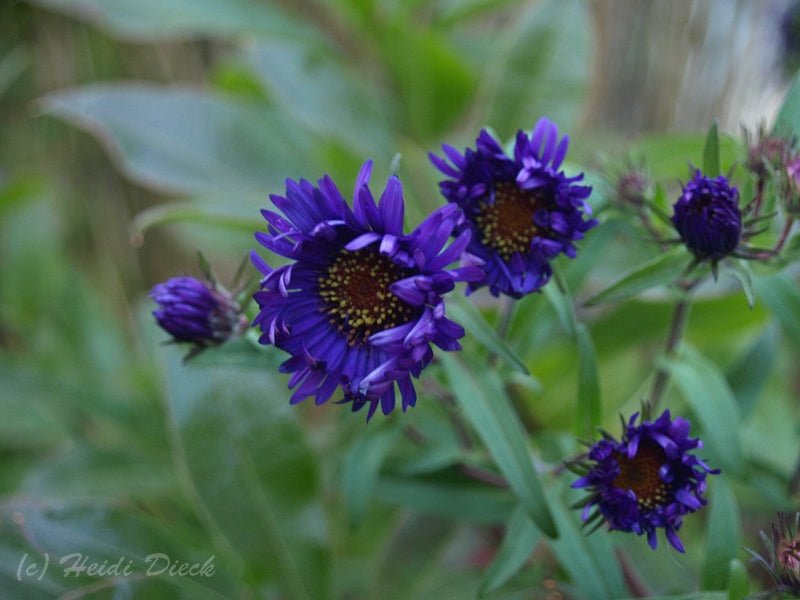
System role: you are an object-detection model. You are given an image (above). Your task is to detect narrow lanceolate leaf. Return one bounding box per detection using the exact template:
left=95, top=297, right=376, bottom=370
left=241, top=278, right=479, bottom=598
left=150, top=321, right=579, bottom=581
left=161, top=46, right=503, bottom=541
left=664, top=351, right=743, bottom=476
left=585, top=249, right=687, bottom=306
left=704, top=478, right=742, bottom=590
left=441, top=354, right=558, bottom=538
left=373, top=477, right=514, bottom=524
left=480, top=505, right=541, bottom=596
left=342, top=426, right=400, bottom=526
left=726, top=324, right=779, bottom=418
left=726, top=260, right=755, bottom=309
left=447, top=299, right=530, bottom=374
left=543, top=276, right=577, bottom=339
left=703, top=122, right=720, bottom=177
left=575, top=324, right=601, bottom=439
left=773, top=70, right=800, bottom=136
left=547, top=486, right=626, bottom=600
left=754, top=274, right=800, bottom=350
left=29, top=0, right=322, bottom=42
left=727, top=559, right=749, bottom=600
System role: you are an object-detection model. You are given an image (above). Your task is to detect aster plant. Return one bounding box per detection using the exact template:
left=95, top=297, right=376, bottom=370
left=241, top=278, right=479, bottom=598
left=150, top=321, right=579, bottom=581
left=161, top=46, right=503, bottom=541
left=571, top=410, right=719, bottom=553
left=430, top=118, right=597, bottom=298
left=250, top=161, right=482, bottom=420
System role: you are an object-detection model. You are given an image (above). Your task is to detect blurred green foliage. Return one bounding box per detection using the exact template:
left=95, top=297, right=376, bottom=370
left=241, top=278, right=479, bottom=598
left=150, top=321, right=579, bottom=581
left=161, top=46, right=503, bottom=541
left=2, top=0, right=800, bottom=598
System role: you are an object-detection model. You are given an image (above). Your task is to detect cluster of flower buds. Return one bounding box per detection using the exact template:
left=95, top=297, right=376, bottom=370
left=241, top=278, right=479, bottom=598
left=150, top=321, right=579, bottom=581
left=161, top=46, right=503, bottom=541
left=749, top=512, right=800, bottom=597
left=608, top=125, right=799, bottom=279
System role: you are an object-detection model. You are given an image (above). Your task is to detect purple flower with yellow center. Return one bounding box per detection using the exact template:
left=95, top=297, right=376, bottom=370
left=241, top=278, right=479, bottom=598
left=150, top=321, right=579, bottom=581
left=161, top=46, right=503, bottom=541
left=429, top=118, right=596, bottom=298
left=671, top=170, right=742, bottom=261
left=151, top=276, right=247, bottom=356
left=251, top=161, right=482, bottom=420
left=571, top=410, right=719, bottom=552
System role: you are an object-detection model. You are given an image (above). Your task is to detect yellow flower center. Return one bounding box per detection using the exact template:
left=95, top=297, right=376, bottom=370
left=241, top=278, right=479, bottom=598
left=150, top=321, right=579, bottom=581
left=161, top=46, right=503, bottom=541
left=318, top=249, right=418, bottom=346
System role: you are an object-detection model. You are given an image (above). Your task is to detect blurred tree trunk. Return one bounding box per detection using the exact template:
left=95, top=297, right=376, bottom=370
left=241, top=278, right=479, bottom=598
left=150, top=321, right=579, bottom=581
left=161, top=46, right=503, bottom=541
left=584, top=0, right=793, bottom=134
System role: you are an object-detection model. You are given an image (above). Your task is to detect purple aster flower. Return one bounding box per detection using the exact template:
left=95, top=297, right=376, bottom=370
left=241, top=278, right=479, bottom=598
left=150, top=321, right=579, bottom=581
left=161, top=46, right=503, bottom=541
left=251, top=161, right=482, bottom=420
left=571, top=410, right=719, bottom=553
left=429, top=117, right=596, bottom=298
left=151, top=276, right=248, bottom=357
left=671, top=170, right=742, bottom=261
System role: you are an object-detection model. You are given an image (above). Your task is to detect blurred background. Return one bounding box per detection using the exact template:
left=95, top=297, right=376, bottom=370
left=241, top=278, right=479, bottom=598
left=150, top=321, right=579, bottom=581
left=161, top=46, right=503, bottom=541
left=2, top=0, right=800, bottom=598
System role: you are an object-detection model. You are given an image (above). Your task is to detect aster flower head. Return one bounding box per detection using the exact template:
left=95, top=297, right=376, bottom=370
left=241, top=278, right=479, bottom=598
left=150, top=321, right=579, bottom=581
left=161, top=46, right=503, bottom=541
left=671, top=170, right=742, bottom=261
left=571, top=410, right=719, bottom=553
left=430, top=118, right=596, bottom=298
left=151, top=275, right=248, bottom=358
left=251, top=161, right=482, bottom=420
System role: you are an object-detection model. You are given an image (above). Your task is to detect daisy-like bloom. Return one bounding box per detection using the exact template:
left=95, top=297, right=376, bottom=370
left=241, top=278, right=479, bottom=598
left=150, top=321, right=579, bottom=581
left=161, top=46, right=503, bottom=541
left=151, top=276, right=248, bottom=356
left=671, top=170, right=742, bottom=261
left=251, top=161, right=482, bottom=420
left=429, top=118, right=596, bottom=298
left=571, top=410, right=719, bottom=552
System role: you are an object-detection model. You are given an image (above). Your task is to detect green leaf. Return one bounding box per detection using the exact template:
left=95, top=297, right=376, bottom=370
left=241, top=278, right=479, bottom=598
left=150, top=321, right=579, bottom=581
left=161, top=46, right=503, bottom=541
left=441, top=354, right=558, bottom=538
left=704, top=478, right=742, bottom=590
left=40, top=85, right=312, bottom=199
left=374, top=476, right=514, bottom=524
left=447, top=299, right=530, bottom=374
left=726, top=260, right=755, bottom=309
left=29, top=0, right=322, bottom=42
left=163, top=348, right=328, bottom=600
left=664, top=351, right=743, bottom=476
left=585, top=249, right=688, bottom=306
left=247, top=39, right=391, bottom=156
left=20, top=448, right=176, bottom=503
left=130, top=202, right=262, bottom=241
left=342, top=426, right=400, bottom=526
left=543, top=276, right=577, bottom=339
left=479, top=505, right=541, bottom=596
left=726, top=324, right=779, bottom=417
left=702, top=122, right=720, bottom=177
left=754, top=273, right=800, bottom=350
left=380, top=23, right=477, bottom=139
left=4, top=501, right=236, bottom=598
left=575, top=323, right=601, bottom=439
left=727, top=558, right=749, bottom=600
left=481, top=0, right=589, bottom=139
left=773, top=70, right=800, bottom=137
left=547, top=486, right=626, bottom=600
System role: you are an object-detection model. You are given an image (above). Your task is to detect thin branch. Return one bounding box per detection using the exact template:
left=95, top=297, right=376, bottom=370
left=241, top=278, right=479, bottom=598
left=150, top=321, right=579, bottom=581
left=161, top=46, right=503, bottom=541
left=642, top=279, right=700, bottom=419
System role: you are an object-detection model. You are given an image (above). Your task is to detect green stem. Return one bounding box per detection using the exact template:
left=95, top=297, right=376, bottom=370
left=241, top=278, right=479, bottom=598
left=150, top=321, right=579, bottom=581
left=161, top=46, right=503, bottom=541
left=642, top=281, right=699, bottom=419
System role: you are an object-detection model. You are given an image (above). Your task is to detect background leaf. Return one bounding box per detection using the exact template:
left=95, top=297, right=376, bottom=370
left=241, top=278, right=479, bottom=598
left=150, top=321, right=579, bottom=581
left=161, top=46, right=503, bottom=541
left=664, top=350, right=743, bottom=476
left=585, top=249, right=688, bottom=306
left=30, top=0, right=321, bottom=41
left=703, top=477, right=742, bottom=590
left=575, top=323, right=601, bottom=439
left=41, top=85, right=313, bottom=199
left=441, top=354, right=557, bottom=537
left=702, top=122, right=720, bottom=177
left=479, top=504, right=541, bottom=596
